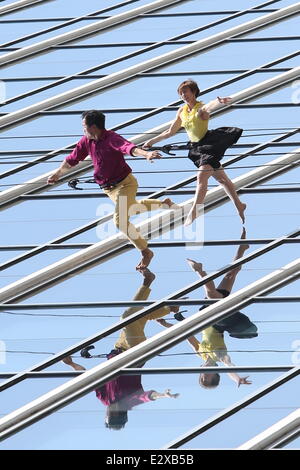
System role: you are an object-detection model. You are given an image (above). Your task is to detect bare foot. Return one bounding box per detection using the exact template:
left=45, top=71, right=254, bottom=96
left=238, top=203, right=247, bottom=224
left=137, top=266, right=156, bottom=286
left=186, top=258, right=203, bottom=272
left=136, top=248, right=154, bottom=270
left=162, top=198, right=181, bottom=210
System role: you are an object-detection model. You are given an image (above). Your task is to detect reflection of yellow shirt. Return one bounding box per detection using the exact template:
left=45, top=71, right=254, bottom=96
left=197, top=326, right=227, bottom=363
left=180, top=101, right=208, bottom=142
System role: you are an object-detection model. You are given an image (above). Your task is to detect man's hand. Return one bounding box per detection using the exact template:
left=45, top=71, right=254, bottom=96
left=217, top=96, right=232, bottom=105
left=238, top=376, right=252, bottom=387
left=145, top=150, right=162, bottom=161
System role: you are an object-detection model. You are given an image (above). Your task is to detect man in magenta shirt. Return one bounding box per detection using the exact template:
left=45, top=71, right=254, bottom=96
left=48, top=110, right=176, bottom=269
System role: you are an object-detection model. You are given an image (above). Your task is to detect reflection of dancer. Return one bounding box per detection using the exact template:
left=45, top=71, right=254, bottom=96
left=143, top=80, right=246, bottom=226
left=158, top=229, right=257, bottom=389
left=47, top=110, right=177, bottom=269
left=64, top=268, right=180, bottom=429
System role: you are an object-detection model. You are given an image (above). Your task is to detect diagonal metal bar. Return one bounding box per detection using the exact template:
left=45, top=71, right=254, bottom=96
left=237, top=409, right=300, bottom=450
left=0, top=0, right=54, bottom=17
left=0, top=138, right=298, bottom=275
left=1, top=295, right=299, bottom=310
left=0, top=0, right=189, bottom=63
left=0, top=48, right=298, bottom=182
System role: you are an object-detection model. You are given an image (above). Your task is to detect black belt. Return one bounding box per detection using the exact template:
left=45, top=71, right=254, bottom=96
left=99, top=176, right=126, bottom=190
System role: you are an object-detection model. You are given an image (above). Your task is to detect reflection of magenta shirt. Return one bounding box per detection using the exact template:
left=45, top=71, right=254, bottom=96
left=65, top=130, right=136, bottom=186
left=95, top=375, right=154, bottom=410
left=95, top=350, right=154, bottom=410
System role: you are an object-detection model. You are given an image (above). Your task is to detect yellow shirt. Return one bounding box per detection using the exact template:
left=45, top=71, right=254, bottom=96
left=180, top=101, right=208, bottom=142
left=197, top=326, right=227, bottom=363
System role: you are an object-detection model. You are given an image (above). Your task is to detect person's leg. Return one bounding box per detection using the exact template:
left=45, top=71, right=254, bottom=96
left=216, top=227, right=249, bottom=293
left=185, top=165, right=214, bottom=226
left=212, top=167, right=246, bottom=224
left=186, top=259, right=224, bottom=299
left=105, top=174, right=178, bottom=269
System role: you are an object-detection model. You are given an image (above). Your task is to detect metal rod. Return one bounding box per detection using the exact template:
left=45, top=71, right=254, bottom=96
left=1, top=37, right=299, bottom=52
left=0, top=0, right=54, bottom=17
left=164, top=366, right=300, bottom=449
left=0, top=296, right=299, bottom=310
left=237, top=409, right=300, bottom=450
left=0, top=0, right=171, bottom=48
left=0, top=1, right=295, bottom=118
left=1, top=102, right=297, bottom=117
left=0, top=0, right=189, bottom=54
left=0, top=10, right=281, bottom=23
left=0, top=142, right=298, bottom=275
left=17, top=186, right=300, bottom=199
left=1, top=67, right=293, bottom=81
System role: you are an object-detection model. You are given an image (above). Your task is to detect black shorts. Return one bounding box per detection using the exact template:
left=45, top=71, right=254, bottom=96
left=188, top=127, right=243, bottom=169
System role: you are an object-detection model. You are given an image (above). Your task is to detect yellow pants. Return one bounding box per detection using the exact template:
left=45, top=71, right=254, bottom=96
left=114, top=285, right=170, bottom=350
left=104, top=173, right=166, bottom=250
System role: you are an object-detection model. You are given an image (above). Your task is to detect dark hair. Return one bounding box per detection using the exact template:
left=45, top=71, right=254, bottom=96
left=82, top=110, right=105, bottom=129
left=105, top=410, right=128, bottom=430
left=177, top=80, right=200, bottom=97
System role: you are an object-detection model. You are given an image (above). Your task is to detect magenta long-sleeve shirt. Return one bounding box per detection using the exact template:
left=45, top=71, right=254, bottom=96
left=65, top=130, right=136, bottom=186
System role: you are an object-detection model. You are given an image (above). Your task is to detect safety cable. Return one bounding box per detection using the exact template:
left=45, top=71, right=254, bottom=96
left=0, top=162, right=299, bottom=187
left=1, top=349, right=297, bottom=356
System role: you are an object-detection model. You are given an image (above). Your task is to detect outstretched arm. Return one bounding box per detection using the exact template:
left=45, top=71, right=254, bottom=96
left=203, top=96, right=232, bottom=113
left=143, top=109, right=183, bottom=148
left=221, top=354, right=252, bottom=387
